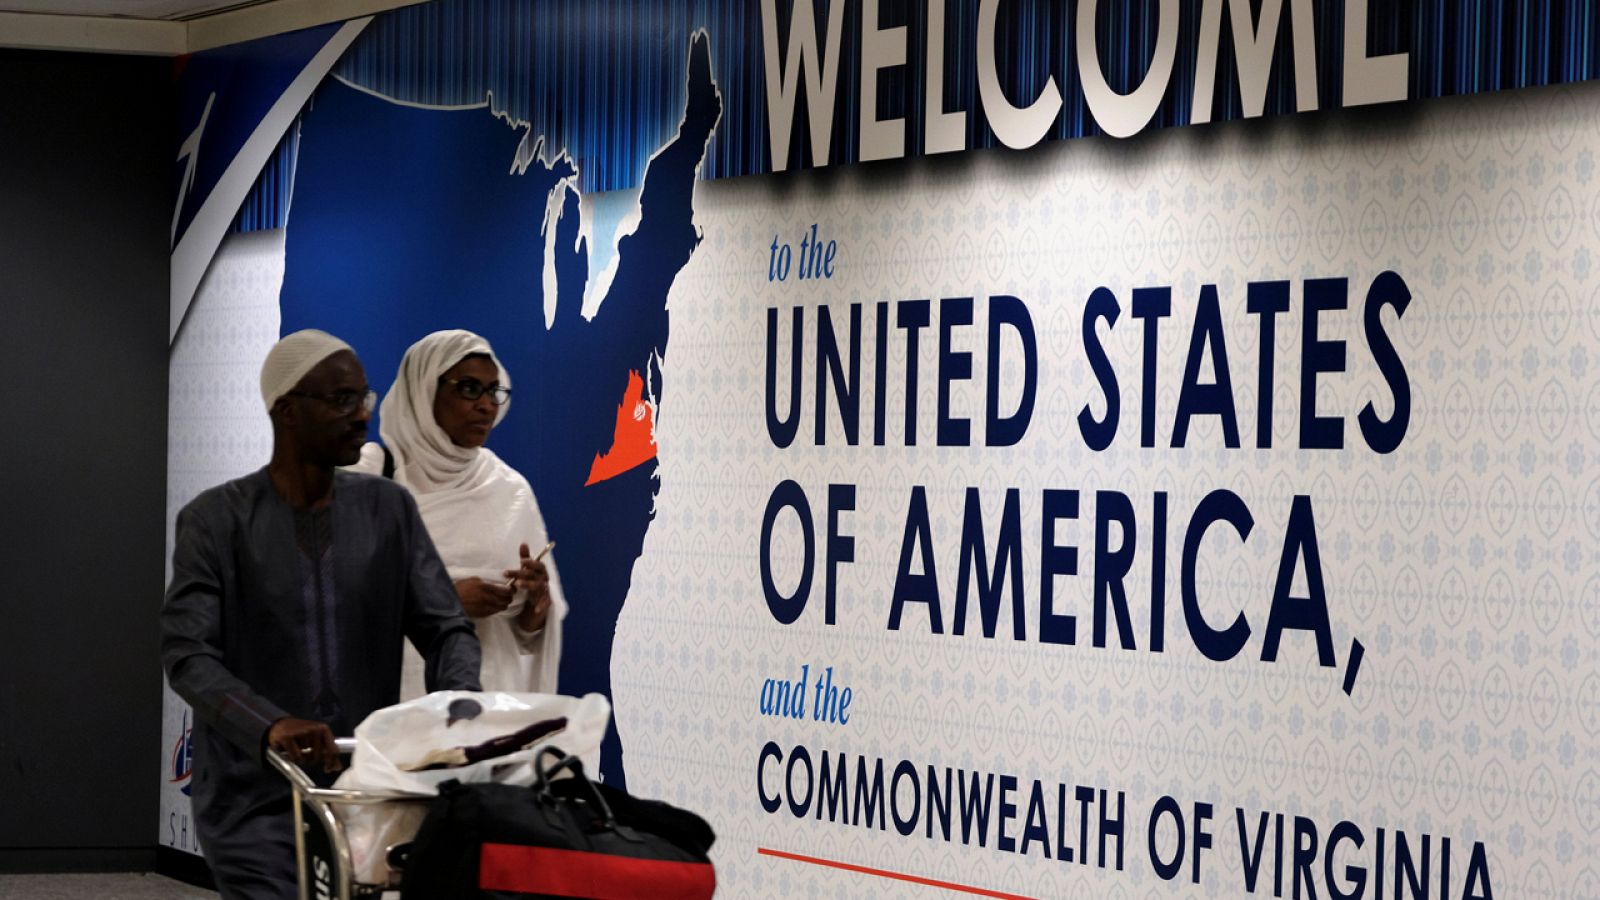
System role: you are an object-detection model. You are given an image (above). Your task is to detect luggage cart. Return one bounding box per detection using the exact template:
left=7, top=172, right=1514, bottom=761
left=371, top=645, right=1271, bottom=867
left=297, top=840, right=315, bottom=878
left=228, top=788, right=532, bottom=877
left=267, top=738, right=430, bottom=900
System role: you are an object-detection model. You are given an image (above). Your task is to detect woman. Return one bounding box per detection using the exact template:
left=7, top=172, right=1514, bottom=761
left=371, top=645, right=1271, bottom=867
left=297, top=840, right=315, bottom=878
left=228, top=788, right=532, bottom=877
left=354, top=329, right=565, bottom=698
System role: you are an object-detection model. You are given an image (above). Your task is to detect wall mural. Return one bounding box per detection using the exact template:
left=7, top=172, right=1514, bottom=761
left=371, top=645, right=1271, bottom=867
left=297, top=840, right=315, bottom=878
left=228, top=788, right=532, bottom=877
left=164, top=2, right=1600, bottom=895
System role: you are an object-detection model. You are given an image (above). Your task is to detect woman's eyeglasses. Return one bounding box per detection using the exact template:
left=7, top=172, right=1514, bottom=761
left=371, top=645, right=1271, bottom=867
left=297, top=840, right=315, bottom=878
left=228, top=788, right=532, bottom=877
left=439, top=377, right=512, bottom=406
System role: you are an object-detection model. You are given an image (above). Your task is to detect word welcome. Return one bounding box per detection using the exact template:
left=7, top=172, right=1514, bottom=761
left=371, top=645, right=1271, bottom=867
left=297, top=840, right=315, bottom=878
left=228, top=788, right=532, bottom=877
left=761, top=0, right=1409, bottom=168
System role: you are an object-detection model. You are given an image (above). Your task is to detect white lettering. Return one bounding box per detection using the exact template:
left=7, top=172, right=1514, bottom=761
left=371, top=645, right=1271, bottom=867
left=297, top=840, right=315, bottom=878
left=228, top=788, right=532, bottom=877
left=924, top=0, right=966, bottom=155
left=1077, top=0, right=1181, bottom=138
left=976, top=0, right=1062, bottom=148
left=860, top=0, right=909, bottom=161
left=1342, top=0, right=1408, bottom=106
left=314, top=856, right=332, bottom=900
left=1191, top=0, right=1318, bottom=123
left=761, top=0, right=847, bottom=171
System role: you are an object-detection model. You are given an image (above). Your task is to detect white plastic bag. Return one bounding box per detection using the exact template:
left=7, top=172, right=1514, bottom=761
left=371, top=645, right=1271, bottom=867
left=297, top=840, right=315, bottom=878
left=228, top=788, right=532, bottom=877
left=330, top=691, right=610, bottom=885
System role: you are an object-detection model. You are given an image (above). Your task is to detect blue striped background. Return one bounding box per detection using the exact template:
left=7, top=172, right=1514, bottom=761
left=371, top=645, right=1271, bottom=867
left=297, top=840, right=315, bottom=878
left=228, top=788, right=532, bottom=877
left=231, top=119, right=300, bottom=233
left=232, top=0, right=1599, bottom=233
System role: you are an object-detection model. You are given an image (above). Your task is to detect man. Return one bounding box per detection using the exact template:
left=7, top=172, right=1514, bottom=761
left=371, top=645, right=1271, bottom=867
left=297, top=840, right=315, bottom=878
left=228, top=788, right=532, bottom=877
left=161, top=329, right=482, bottom=899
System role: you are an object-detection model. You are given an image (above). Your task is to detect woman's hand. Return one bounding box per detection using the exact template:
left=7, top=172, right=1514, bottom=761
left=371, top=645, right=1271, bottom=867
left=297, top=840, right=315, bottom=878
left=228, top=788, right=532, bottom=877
left=505, top=542, right=552, bottom=633
left=455, top=576, right=514, bottom=618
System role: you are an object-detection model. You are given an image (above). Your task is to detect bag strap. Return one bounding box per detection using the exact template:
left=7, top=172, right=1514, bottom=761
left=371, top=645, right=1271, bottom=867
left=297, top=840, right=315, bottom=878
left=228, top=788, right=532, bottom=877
left=534, top=747, right=616, bottom=826
left=381, top=445, right=395, bottom=480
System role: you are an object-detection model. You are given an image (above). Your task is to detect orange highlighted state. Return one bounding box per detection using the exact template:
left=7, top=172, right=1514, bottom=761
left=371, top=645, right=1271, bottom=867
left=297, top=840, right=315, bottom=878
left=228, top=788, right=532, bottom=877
left=584, top=369, right=658, bottom=486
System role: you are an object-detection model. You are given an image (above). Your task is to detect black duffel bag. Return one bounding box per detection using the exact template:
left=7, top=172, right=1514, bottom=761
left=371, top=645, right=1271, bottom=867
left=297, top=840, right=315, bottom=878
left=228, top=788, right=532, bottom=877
left=400, top=747, right=716, bottom=899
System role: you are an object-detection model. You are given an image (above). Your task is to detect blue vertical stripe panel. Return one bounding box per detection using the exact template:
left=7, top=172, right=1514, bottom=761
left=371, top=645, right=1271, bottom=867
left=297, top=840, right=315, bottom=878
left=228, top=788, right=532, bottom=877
left=327, top=0, right=698, bottom=194
left=226, top=0, right=1600, bottom=232
left=229, top=117, right=300, bottom=234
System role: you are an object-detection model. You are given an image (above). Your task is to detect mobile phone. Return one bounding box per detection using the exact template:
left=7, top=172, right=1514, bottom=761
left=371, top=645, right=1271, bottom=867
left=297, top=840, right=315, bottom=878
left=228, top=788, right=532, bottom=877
left=508, top=542, right=556, bottom=587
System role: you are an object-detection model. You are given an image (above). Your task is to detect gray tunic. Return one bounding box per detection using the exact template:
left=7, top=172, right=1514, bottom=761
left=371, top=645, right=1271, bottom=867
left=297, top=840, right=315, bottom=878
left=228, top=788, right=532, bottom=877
left=161, top=468, right=482, bottom=899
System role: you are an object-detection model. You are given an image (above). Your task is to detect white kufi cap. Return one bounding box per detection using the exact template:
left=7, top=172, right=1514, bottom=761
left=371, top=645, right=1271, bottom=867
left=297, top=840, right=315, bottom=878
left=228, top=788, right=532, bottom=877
left=259, top=329, right=354, bottom=411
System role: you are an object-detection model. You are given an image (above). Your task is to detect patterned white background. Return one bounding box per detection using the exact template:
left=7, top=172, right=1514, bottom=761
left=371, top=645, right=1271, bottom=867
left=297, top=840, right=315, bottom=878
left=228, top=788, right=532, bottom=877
left=160, top=229, right=283, bottom=856
left=618, top=79, right=1600, bottom=898
left=160, top=80, right=1600, bottom=898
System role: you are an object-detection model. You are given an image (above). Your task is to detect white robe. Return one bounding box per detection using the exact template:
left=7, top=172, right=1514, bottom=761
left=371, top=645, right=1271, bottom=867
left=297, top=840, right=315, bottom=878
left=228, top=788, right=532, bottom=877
left=354, top=442, right=566, bottom=698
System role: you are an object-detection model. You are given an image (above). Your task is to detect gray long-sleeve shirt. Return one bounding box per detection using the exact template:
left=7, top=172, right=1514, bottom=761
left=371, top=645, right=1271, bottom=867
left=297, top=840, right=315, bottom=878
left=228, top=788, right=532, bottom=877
left=161, top=467, right=481, bottom=845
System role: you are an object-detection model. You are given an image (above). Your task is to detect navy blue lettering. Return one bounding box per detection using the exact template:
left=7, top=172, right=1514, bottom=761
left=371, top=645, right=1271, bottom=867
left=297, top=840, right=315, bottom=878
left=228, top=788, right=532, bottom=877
left=757, top=742, right=782, bottom=813
left=1076, top=786, right=1095, bottom=866
left=1132, top=287, right=1172, bottom=448
left=1174, top=285, right=1240, bottom=448
left=1056, top=785, right=1075, bottom=863
left=1020, top=781, right=1052, bottom=858
left=954, top=487, right=1026, bottom=640
left=1327, top=820, right=1366, bottom=900
left=816, top=751, right=849, bottom=822
left=815, top=304, right=861, bottom=445
left=766, top=307, right=803, bottom=448
left=1093, top=490, right=1137, bottom=650
left=1262, top=495, right=1336, bottom=666
left=1079, top=287, right=1121, bottom=451
left=1359, top=270, right=1412, bottom=454
left=1463, top=841, right=1493, bottom=899
left=958, top=771, right=994, bottom=847
left=1247, top=281, right=1290, bottom=449
left=874, top=301, right=889, bottom=445
left=853, top=756, right=887, bottom=830
left=1238, top=809, right=1271, bottom=893
left=1151, top=491, right=1168, bottom=652
left=1039, top=489, right=1080, bottom=646
left=1099, top=789, right=1125, bottom=869
left=761, top=480, right=814, bottom=624
left=997, top=774, right=1018, bottom=853
left=927, top=766, right=953, bottom=840
left=898, top=300, right=930, bottom=445
left=1192, top=803, right=1214, bottom=883
left=1293, top=816, right=1319, bottom=900
left=937, top=297, right=975, bottom=446
left=1394, top=831, right=1430, bottom=900
left=986, top=295, right=1037, bottom=446
left=888, top=486, right=943, bottom=633
left=1149, top=795, right=1184, bottom=881
left=785, top=744, right=814, bottom=817
left=890, top=760, right=920, bottom=837
left=825, top=484, right=855, bottom=626
left=1301, top=278, right=1348, bottom=449
left=1182, top=490, right=1254, bottom=661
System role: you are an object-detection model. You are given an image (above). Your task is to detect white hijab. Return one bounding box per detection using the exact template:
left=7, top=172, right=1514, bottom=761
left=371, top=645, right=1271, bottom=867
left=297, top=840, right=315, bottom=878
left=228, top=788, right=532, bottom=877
left=378, top=329, right=511, bottom=494
left=359, top=329, right=565, bottom=697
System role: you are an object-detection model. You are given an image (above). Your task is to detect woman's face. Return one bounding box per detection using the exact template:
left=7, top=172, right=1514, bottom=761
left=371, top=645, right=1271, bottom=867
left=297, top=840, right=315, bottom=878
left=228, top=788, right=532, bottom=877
left=433, top=355, right=503, bottom=448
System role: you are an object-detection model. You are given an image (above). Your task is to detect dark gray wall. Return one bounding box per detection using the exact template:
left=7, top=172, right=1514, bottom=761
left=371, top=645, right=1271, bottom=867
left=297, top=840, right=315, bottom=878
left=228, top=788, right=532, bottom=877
left=0, top=49, right=171, bottom=871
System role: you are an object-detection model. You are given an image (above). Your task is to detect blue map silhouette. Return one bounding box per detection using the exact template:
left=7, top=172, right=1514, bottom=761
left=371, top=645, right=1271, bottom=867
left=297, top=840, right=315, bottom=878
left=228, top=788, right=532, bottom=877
left=280, top=33, right=722, bottom=788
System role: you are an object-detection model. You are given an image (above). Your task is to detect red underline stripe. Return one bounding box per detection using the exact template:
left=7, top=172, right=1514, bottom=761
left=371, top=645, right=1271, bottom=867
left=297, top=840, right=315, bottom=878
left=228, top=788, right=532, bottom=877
left=757, top=847, right=1039, bottom=900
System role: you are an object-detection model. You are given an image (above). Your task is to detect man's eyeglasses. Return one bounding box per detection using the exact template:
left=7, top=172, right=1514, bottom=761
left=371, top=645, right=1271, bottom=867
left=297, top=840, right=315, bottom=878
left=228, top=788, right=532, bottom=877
left=287, top=388, right=377, bottom=416
left=439, top=377, right=512, bottom=406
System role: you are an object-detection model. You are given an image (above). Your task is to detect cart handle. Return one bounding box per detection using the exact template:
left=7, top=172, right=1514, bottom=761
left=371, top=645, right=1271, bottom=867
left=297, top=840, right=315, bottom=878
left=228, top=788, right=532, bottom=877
left=266, top=737, right=422, bottom=804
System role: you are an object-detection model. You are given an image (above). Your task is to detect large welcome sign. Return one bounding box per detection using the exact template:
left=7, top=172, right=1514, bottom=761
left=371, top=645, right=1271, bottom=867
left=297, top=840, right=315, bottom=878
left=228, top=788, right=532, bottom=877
left=165, top=2, right=1599, bottom=896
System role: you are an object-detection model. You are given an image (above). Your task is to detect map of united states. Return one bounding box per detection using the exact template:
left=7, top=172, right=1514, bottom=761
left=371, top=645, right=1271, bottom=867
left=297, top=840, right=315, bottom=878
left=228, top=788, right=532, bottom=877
left=278, top=33, right=722, bottom=787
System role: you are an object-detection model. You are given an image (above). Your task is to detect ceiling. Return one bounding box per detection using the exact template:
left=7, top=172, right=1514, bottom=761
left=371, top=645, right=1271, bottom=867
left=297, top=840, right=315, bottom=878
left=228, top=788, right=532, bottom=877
left=0, top=0, right=424, bottom=54
left=0, top=1, right=259, bottom=19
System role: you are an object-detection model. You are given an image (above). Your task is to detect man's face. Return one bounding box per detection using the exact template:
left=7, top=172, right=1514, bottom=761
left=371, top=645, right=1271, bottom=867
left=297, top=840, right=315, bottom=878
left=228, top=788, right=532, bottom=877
left=281, top=350, right=372, bottom=467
